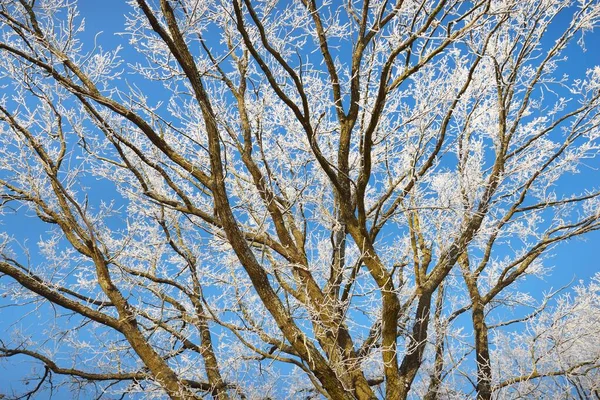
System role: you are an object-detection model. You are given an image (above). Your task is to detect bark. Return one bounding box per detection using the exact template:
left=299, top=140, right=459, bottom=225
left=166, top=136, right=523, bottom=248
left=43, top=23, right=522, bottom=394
left=459, top=253, right=492, bottom=400
left=397, top=292, right=434, bottom=399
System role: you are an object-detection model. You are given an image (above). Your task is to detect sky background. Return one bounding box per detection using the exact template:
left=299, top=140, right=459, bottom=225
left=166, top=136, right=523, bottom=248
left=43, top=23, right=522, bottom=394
left=1, top=1, right=599, bottom=398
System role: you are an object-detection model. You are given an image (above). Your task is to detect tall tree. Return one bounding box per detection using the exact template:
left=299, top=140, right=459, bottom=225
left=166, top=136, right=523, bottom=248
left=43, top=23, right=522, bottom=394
left=1, top=0, right=599, bottom=398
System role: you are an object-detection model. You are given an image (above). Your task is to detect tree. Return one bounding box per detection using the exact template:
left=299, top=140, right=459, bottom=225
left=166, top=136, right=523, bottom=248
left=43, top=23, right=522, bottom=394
left=0, top=0, right=599, bottom=398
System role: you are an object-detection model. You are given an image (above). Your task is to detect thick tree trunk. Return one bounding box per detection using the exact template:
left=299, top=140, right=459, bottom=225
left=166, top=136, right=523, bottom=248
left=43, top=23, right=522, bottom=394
left=424, top=285, right=446, bottom=400
left=459, top=252, right=493, bottom=400
left=397, top=292, right=434, bottom=399
left=473, top=305, right=492, bottom=400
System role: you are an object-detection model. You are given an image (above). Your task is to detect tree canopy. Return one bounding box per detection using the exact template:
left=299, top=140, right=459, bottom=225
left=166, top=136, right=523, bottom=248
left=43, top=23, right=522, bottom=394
left=0, top=0, right=599, bottom=399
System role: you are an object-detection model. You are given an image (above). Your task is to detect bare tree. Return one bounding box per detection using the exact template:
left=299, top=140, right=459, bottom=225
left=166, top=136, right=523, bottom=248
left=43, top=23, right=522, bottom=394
left=0, top=0, right=599, bottom=399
